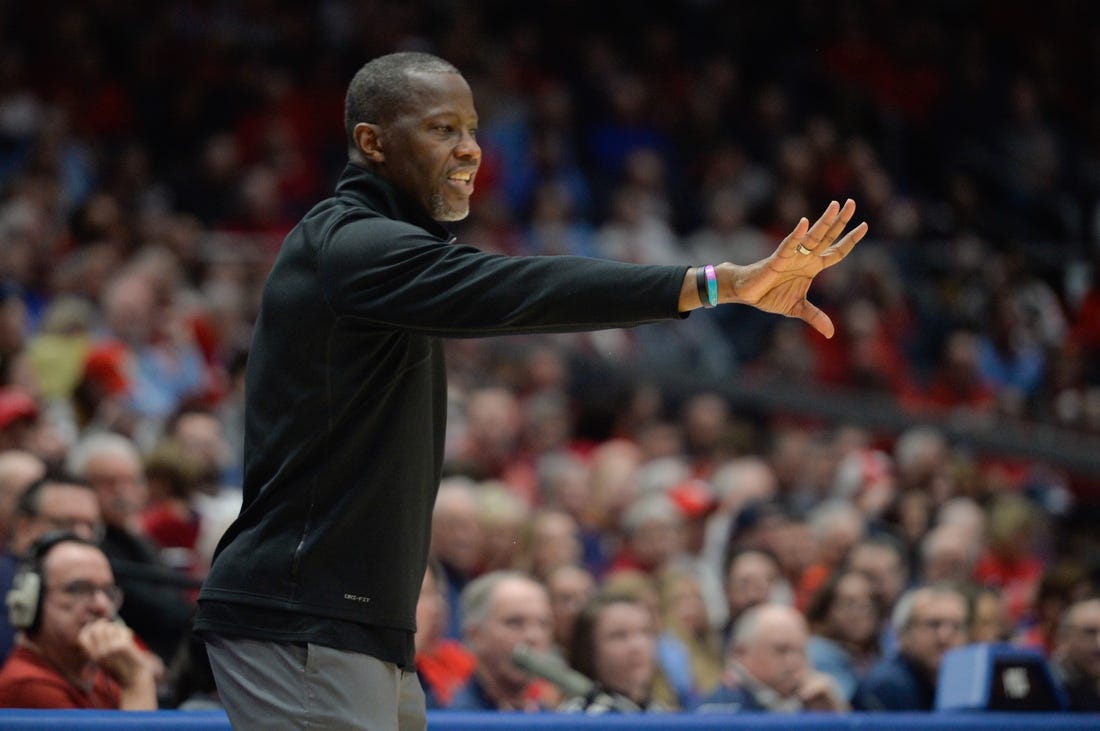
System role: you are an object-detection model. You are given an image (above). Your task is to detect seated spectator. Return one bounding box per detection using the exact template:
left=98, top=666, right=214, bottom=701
left=974, top=494, right=1046, bottom=627
left=0, top=388, right=39, bottom=456
left=450, top=570, right=555, bottom=711
left=415, top=560, right=475, bottom=709
left=852, top=583, right=969, bottom=710
left=796, top=499, right=866, bottom=611
left=805, top=568, right=881, bottom=701
left=1051, top=597, right=1100, bottom=711
left=605, top=493, right=685, bottom=578
left=161, top=407, right=243, bottom=574
left=967, top=584, right=1013, bottom=644
left=430, top=477, right=484, bottom=640
left=0, top=450, right=45, bottom=549
left=0, top=532, right=157, bottom=709
left=721, top=547, right=790, bottom=648
left=598, top=569, right=683, bottom=707
left=919, top=523, right=981, bottom=585
left=561, top=591, right=674, bottom=712
left=80, top=270, right=205, bottom=434
left=67, top=432, right=195, bottom=664
left=1, top=474, right=103, bottom=662
left=697, top=603, right=849, bottom=713
left=655, top=566, right=724, bottom=707
left=476, top=482, right=531, bottom=574
left=1018, top=559, right=1095, bottom=654
left=846, top=532, right=911, bottom=653
left=140, top=439, right=206, bottom=578
left=546, top=564, right=597, bottom=655
left=525, top=508, right=583, bottom=584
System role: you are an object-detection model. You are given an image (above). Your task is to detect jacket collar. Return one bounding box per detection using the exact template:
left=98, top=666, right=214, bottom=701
left=335, top=162, right=452, bottom=241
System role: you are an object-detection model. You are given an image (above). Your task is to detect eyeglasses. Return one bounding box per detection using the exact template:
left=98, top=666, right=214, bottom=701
left=836, top=596, right=876, bottom=612
left=1067, top=625, right=1100, bottom=638
left=910, top=617, right=966, bottom=634
left=50, top=580, right=124, bottom=609
left=33, top=515, right=106, bottom=544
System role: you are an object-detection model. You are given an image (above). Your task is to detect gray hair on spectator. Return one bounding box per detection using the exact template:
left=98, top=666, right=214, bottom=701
left=891, top=584, right=967, bottom=633
left=634, top=457, right=691, bottom=496
left=66, top=431, right=142, bottom=478
left=459, top=569, right=541, bottom=638
left=432, top=475, right=478, bottom=517
left=893, top=426, right=946, bottom=472
left=710, top=456, right=776, bottom=505
left=731, top=602, right=805, bottom=652
left=808, top=498, right=864, bottom=541
left=620, top=493, right=681, bottom=536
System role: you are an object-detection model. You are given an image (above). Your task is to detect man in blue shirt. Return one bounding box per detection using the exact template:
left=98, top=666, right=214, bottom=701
left=853, top=584, right=969, bottom=710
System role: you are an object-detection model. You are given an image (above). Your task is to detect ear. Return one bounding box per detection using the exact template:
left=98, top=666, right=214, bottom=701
left=354, top=122, right=384, bottom=164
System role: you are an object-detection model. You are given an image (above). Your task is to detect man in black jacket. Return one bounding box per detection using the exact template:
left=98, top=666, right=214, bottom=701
left=195, top=51, right=867, bottom=730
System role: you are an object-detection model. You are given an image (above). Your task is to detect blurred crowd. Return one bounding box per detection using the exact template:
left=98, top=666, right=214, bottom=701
left=1, top=0, right=1100, bottom=715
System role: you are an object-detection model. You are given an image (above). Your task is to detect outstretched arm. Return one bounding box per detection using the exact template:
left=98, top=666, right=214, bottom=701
left=678, top=199, right=868, bottom=338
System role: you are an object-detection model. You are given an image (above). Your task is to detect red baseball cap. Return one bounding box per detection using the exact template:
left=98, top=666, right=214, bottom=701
left=668, top=479, right=717, bottom=519
left=0, top=387, right=38, bottom=430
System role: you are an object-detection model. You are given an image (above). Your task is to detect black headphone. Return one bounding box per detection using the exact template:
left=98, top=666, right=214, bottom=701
left=5, top=530, right=94, bottom=634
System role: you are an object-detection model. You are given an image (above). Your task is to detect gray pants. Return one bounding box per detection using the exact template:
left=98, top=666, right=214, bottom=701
left=205, top=634, right=427, bottom=731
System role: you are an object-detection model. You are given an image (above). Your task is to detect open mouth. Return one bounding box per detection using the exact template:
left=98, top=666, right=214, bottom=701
left=446, top=170, right=476, bottom=193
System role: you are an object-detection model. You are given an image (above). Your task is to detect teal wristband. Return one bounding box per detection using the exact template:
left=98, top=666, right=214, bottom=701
left=704, top=265, right=718, bottom=307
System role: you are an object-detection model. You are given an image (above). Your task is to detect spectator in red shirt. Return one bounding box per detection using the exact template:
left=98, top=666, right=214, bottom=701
left=415, top=560, right=476, bottom=709
left=973, top=494, right=1046, bottom=626
left=0, top=533, right=157, bottom=709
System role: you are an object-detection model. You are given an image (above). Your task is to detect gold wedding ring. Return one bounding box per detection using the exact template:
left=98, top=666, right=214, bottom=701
left=796, top=243, right=813, bottom=255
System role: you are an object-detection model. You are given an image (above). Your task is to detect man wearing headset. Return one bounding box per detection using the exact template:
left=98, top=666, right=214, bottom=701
left=0, top=532, right=157, bottom=709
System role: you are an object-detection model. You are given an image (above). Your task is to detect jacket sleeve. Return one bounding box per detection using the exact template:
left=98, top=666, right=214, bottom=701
left=317, top=215, right=688, bottom=337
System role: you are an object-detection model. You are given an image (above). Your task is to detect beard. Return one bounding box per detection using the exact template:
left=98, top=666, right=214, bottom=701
left=430, top=191, right=470, bottom=222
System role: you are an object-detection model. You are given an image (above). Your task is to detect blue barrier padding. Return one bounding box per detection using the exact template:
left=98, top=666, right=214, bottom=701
left=1, top=710, right=1100, bottom=730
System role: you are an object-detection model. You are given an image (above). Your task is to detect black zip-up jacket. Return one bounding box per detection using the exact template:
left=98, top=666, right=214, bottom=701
left=195, top=164, right=687, bottom=660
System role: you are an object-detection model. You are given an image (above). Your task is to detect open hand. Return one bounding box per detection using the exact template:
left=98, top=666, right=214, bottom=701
left=725, top=199, right=867, bottom=338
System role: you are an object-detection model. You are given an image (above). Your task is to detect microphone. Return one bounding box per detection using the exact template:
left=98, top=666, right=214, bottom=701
left=511, top=644, right=596, bottom=698
left=510, top=645, right=642, bottom=713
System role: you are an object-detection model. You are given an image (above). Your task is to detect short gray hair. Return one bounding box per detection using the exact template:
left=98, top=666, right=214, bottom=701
left=459, top=570, right=542, bottom=638
left=891, top=583, right=967, bottom=633
left=66, top=431, right=142, bottom=478
left=620, top=493, right=680, bottom=536
left=732, top=603, right=805, bottom=652
left=344, top=52, right=460, bottom=152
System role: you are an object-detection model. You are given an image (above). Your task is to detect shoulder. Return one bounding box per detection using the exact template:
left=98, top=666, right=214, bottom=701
left=863, top=654, right=914, bottom=680
left=319, top=212, right=455, bottom=272
left=807, top=635, right=846, bottom=661
left=853, top=655, right=924, bottom=710
left=695, top=683, right=757, bottom=713
left=0, top=650, right=83, bottom=708
left=448, top=677, right=495, bottom=711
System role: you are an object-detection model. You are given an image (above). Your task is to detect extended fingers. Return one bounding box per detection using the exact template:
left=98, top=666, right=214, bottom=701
left=818, top=199, right=857, bottom=245
left=819, top=220, right=869, bottom=266
left=780, top=216, right=810, bottom=247
left=802, top=200, right=844, bottom=247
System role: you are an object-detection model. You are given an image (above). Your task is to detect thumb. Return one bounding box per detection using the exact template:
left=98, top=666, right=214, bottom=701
left=797, top=300, right=834, bottom=339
